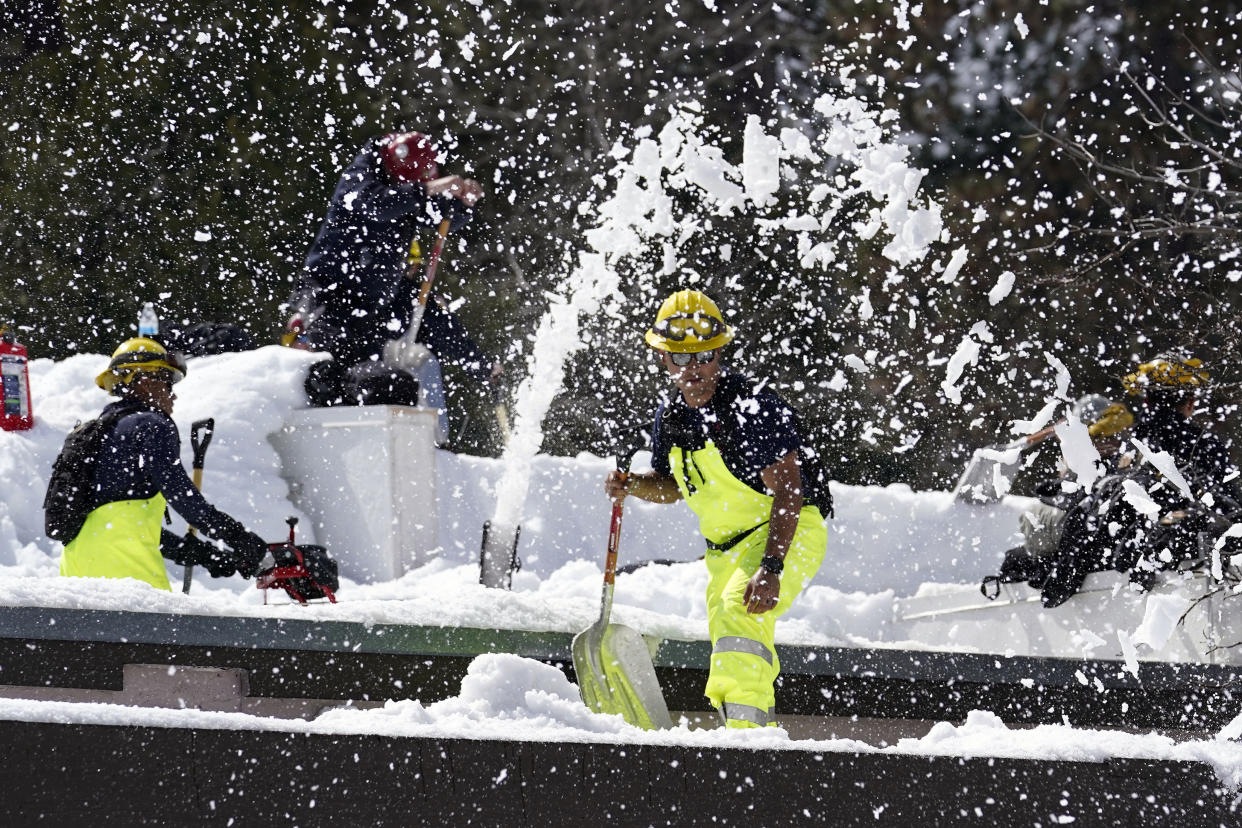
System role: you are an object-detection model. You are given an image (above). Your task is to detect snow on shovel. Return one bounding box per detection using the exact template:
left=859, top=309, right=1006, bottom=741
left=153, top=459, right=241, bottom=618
left=572, top=453, right=672, bottom=730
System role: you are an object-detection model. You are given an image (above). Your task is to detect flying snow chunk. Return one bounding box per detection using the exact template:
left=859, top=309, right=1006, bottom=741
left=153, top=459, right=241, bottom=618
left=742, top=115, right=781, bottom=208
left=196, top=32, right=211, bottom=44
left=1048, top=353, right=1071, bottom=400
left=1117, top=630, right=1141, bottom=679
left=1133, top=593, right=1195, bottom=652
left=1122, top=479, right=1161, bottom=519
left=988, top=271, right=1016, bottom=305
left=940, top=247, right=968, bottom=284
left=881, top=204, right=942, bottom=266
left=1132, top=438, right=1194, bottom=499
left=843, top=354, right=870, bottom=374
left=857, top=288, right=873, bottom=321
left=1057, top=415, right=1102, bottom=491
left=193, top=229, right=212, bottom=242
left=1014, top=14, right=1029, bottom=38
left=1012, top=399, right=1058, bottom=436
left=941, top=334, right=980, bottom=404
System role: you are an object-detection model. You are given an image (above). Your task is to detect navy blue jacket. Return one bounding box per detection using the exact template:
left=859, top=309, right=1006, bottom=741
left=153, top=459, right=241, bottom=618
left=651, top=372, right=819, bottom=503
left=92, top=399, right=246, bottom=543
left=1133, top=405, right=1235, bottom=485
left=298, top=136, right=490, bottom=375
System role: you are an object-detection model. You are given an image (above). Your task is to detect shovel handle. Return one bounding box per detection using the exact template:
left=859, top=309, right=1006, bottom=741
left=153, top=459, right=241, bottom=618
left=604, top=491, right=625, bottom=587
left=183, top=417, right=215, bottom=594
left=602, top=451, right=638, bottom=587
left=190, top=418, right=215, bottom=470
left=418, top=218, right=453, bottom=307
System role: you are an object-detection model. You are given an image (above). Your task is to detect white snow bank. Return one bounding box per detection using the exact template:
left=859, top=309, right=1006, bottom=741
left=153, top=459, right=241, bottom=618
left=0, top=347, right=1075, bottom=647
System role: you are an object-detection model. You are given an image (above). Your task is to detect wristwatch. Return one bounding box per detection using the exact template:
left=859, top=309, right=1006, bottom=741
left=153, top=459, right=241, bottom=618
left=760, top=555, right=784, bottom=575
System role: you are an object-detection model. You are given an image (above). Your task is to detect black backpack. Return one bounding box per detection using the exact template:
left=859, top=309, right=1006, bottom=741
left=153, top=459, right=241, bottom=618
left=304, top=359, right=420, bottom=408
left=43, top=403, right=137, bottom=543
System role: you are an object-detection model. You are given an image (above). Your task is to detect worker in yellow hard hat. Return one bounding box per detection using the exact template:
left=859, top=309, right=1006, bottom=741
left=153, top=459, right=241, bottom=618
left=604, top=289, right=831, bottom=729
left=49, top=338, right=269, bottom=590
left=1122, top=353, right=1233, bottom=480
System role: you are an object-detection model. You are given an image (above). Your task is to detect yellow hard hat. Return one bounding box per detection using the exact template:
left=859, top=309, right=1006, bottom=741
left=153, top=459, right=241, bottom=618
left=95, top=337, right=187, bottom=394
left=1121, top=355, right=1209, bottom=396
left=643, top=289, right=735, bottom=353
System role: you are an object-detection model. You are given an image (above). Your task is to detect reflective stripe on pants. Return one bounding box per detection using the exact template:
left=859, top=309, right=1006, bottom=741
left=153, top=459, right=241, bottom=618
left=723, top=702, right=775, bottom=728
left=714, top=635, right=774, bottom=664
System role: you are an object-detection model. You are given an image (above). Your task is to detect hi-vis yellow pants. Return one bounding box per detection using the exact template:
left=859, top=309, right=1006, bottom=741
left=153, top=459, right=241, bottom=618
left=669, top=441, right=826, bottom=727
left=60, top=493, right=171, bottom=591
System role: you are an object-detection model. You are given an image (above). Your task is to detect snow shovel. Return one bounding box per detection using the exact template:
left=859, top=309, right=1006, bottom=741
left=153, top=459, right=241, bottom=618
left=386, top=218, right=453, bottom=368
left=181, top=417, right=215, bottom=593
left=953, top=423, right=1058, bottom=504
left=571, top=456, right=673, bottom=730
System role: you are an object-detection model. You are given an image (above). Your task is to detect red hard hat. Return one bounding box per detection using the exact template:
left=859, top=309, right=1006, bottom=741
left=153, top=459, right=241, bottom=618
left=379, top=132, right=439, bottom=183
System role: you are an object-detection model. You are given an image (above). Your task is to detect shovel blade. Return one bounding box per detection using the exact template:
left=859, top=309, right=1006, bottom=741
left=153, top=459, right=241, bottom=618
left=571, top=622, right=672, bottom=730
left=953, top=445, right=1021, bottom=503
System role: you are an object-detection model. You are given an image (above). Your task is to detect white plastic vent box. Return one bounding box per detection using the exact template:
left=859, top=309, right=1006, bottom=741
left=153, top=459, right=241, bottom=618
left=270, top=405, right=440, bottom=583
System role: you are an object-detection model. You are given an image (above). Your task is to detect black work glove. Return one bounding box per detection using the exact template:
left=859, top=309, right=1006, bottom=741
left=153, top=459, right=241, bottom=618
left=161, top=530, right=245, bottom=578
left=161, top=530, right=215, bottom=568
left=207, top=516, right=270, bottom=580
left=230, top=530, right=269, bottom=580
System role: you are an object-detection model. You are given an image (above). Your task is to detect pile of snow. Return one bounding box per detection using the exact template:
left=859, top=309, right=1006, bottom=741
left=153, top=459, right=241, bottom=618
left=0, top=348, right=1033, bottom=648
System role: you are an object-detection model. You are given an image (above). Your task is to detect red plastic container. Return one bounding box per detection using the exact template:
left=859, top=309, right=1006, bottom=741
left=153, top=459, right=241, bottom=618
left=0, top=332, right=33, bottom=431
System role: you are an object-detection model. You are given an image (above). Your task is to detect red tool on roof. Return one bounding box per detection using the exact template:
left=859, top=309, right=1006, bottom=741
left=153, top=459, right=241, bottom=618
left=257, top=517, right=339, bottom=605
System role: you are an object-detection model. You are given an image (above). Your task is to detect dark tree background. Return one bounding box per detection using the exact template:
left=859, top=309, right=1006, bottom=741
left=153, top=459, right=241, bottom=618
left=2, top=0, right=1239, bottom=488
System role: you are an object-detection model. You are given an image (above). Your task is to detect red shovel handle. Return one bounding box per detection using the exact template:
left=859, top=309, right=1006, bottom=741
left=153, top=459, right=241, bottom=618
left=418, top=218, right=452, bottom=307
left=603, top=449, right=638, bottom=586
left=604, top=492, right=625, bottom=586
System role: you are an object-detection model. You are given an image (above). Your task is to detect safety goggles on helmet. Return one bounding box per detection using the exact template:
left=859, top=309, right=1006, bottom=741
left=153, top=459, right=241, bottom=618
left=107, top=348, right=188, bottom=377
left=644, top=289, right=736, bottom=353
left=652, top=314, right=726, bottom=344
left=667, top=349, right=718, bottom=367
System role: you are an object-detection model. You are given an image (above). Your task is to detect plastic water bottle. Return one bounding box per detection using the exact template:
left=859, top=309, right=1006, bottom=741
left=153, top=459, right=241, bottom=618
left=138, top=302, right=159, bottom=338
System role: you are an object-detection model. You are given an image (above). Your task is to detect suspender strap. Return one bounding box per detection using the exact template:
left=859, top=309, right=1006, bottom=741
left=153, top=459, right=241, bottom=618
left=705, top=520, right=769, bottom=552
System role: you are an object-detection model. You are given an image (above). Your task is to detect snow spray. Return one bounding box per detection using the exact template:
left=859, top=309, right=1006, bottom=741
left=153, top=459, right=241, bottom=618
left=479, top=96, right=944, bottom=588
left=0, top=327, right=33, bottom=432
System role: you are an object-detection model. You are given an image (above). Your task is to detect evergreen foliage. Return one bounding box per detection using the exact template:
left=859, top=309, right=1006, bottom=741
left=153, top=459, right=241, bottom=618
left=2, top=0, right=1238, bottom=487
